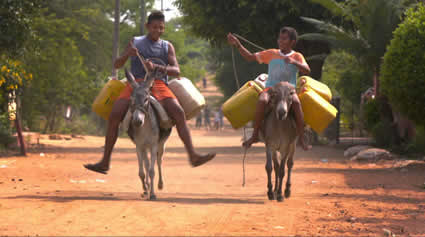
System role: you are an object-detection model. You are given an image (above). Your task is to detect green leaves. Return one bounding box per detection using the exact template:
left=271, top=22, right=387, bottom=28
left=381, top=3, right=425, bottom=126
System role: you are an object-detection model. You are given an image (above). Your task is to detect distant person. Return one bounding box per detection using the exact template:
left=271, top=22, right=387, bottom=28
left=195, top=109, right=203, bottom=128
left=203, top=105, right=211, bottom=130
left=214, top=110, right=220, bottom=130
left=218, top=108, right=224, bottom=129
left=202, top=77, right=207, bottom=88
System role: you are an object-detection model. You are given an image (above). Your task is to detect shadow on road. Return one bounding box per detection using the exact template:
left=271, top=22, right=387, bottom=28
left=2, top=191, right=265, bottom=205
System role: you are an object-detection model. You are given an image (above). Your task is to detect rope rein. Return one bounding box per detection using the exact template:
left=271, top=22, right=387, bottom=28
left=231, top=34, right=265, bottom=187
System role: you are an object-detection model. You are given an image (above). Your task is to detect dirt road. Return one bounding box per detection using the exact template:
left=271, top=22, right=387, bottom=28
left=1, top=78, right=424, bottom=236
left=1, top=127, right=424, bottom=236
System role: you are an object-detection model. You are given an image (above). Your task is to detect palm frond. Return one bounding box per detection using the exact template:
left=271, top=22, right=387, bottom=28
left=309, top=0, right=344, bottom=16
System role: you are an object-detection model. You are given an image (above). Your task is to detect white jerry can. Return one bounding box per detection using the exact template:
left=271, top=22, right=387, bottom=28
left=168, top=77, right=206, bottom=120
left=253, top=73, right=268, bottom=89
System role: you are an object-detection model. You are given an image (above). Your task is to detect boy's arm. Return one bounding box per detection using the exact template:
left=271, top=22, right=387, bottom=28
left=114, top=39, right=137, bottom=69
left=227, top=33, right=257, bottom=62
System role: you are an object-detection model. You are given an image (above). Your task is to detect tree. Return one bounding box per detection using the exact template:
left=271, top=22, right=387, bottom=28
left=381, top=3, right=425, bottom=127
left=174, top=0, right=334, bottom=97
left=300, top=0, right=416, bottom=97
left=0, top=0, right=42, bottom=57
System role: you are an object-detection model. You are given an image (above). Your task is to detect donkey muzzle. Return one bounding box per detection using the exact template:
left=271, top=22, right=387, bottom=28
left=276, top=102, right=288, bottom=120
left=132, top=110, right=145, bottom=127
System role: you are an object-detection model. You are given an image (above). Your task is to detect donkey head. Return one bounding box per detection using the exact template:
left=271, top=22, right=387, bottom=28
left=125, top=68, right=156, bottom=127
left=268, top=82, right=295, bottom=121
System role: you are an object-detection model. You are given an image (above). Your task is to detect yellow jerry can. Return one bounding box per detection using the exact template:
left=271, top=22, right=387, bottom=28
left=92, top=79, right=126, bottom=120
left=222, top=81, right=263, bottom=129
left=298, top=87, right=338, bottom=134
left=297, top=76, right=332, bottom=102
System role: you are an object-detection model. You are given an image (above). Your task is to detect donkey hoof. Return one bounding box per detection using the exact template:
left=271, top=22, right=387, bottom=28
left=277, top=194, right=284, bottom=202
left=267, top=191, right=275, bottom=200
left=284, top=189, right=291, bottom=198
left=158, top=182, right=163, bottom=190
left=149, top=194, right=157, bottom=200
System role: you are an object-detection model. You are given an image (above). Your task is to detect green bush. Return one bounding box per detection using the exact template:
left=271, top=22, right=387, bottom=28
left=381, top=3, right=425, bottom=127
left=401, top=125, right=425, bottom=155
left=362, top=99, right=380, bottom=132
left=372, top=120, right=396, bottom=148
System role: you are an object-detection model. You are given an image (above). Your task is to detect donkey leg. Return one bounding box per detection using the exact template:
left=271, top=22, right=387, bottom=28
left=148, top=145, right=158, bottom=200
left=276, top=154, right=287, bottom=202
left=137, top=149, right=148, bottom=197
left=265, top=149, right=274, bottom=200
left=157, top=142, right=165, bottom=190
left=285, top=149, right=295, bottom=198
left=272, top=151, right=279, bottom=197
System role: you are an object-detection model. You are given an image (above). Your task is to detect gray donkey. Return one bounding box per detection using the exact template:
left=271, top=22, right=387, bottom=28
left=122, top=68, right=172, bottom=200
left=260, top=82, right=298, bottom=202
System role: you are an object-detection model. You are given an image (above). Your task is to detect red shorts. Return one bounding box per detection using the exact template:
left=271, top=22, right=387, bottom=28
left=118, top=79, right=176, bottom=101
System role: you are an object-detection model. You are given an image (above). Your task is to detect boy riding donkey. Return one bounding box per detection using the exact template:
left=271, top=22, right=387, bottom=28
left=227, top=27, right=312, bottom=150
left=85, top=11, right=215, bottom=174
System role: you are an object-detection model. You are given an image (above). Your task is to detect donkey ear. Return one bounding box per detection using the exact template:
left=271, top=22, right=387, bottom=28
left=125, top=68, right=139, bottom=89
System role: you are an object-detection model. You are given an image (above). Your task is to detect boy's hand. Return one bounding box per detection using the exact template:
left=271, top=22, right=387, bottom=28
left=145, top=59, right=155, bottom=71
left=283, top=55, right=297, bottom=65
left=227, top=33, right=240, bottom=48
left=126, top=40, right=138, bottom=57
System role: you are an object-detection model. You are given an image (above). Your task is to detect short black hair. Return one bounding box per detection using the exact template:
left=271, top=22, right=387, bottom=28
left=147, top=11, right=165, bottom=24
left=280, top=27, right=298, bottom=43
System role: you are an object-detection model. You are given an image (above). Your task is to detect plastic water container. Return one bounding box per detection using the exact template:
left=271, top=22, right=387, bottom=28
left=298, top=87, right=338, bottom=133
left=253, top=73, right=268, bottom=89
left=92, top=78, right=126, bottom=120
left=222, top=81, right=263, bottom=129
left=168, top=77, right=206, bottom=120
left=297, top=76, right=332, bottom=102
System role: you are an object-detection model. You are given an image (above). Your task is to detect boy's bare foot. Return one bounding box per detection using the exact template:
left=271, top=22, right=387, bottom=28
left=190, top=152, right=216, bottom=167
left=242, top=135, right=259, bottom=148
left=83, top=163, right=109, bottom=174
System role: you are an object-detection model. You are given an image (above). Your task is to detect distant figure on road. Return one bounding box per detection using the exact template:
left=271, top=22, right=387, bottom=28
left=202, top=77, right=207, bottom=88
left=204, top=105, right=211, bottom=130
left=219, top=109, right=224, bottom=130
left=214, top=110, right=220, bottom=130
left=195, top=109, right=203, bottom=128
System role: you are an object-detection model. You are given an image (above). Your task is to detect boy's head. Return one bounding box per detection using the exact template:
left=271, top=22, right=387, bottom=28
left=147, top=10, right=165, bottom=24
left=146, top=11, right=165, bottom=40
left=277, top=27, right=298, bottom=52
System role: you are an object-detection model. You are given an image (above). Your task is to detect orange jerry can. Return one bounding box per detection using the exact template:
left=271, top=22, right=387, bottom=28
left=92, top=79, right=126, bottom=120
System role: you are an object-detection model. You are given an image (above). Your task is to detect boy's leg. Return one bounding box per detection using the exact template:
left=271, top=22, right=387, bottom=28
left=292, top=94, right=312, bottom=151
left=243, top=91, right=269, bottom=148
left=84, top=98, right=130, bottom=173
left=161, top=98, right=216, bottom=167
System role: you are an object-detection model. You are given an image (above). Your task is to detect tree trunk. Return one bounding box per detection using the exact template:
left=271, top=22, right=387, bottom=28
left=373, top=68, right=380, bottom=97
left=14, top=96, right=26, bottom=156
left=111, top=0, right=120, bottom=78
left=140, top=0, right=146, bottom=35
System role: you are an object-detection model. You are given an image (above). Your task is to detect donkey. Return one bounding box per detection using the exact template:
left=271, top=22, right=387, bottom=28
left=260, top=82, right=298, bottom=202
left=123, top=68, right=172, bottom=200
